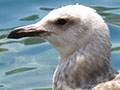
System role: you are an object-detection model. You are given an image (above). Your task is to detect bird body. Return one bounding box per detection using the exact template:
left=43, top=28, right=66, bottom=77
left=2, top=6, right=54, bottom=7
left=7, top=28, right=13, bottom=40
left=7, top=5, right=120, bottom=90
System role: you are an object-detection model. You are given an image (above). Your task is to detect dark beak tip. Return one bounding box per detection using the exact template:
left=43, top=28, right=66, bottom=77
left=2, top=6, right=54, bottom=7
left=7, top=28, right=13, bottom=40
left=7, top=34, right=18, bottom=39
left=7, top=29, right=23, bottom=39
left=7, top=32, right=15, bottom=39
left=7, top=25, right=48, bottom=39
left=7, top=25, right=39, bottom=39
left=7, top=34, right=11, bottom=39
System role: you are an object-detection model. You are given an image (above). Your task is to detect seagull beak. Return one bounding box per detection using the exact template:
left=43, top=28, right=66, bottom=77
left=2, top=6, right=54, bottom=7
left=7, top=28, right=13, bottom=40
left=7, top=24, right=51, bottom=39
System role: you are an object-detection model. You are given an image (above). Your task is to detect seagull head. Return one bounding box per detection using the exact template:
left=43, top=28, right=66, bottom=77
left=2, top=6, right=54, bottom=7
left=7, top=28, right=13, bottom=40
left=8, top=5, right=110, bottom=58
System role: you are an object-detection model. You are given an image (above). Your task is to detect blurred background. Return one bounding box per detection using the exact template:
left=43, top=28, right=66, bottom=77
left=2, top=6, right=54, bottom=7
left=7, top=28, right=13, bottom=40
left=0, top=0, right=120, bottom=90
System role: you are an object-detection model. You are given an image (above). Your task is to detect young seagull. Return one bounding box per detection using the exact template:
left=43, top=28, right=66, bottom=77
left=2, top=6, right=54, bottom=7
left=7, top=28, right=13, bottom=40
left=8, top=5, right=120, bottom=90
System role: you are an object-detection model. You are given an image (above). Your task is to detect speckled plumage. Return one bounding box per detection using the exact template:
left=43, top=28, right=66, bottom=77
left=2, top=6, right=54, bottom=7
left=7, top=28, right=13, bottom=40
left=8, top=5, right=120, bottom=90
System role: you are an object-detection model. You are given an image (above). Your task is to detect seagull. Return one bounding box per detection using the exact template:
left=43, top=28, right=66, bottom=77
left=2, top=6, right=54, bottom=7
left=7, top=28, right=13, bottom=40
left=7, top=5, right=120, bottom=90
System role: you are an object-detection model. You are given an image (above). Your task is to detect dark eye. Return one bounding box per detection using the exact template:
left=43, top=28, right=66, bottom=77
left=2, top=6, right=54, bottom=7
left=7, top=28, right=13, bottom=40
left=56, top=19, right=67, bottom=25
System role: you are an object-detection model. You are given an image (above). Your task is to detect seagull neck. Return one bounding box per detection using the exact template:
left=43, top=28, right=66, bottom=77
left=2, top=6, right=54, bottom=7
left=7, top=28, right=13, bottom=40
left=54, top=42, right=116, bottom=89
left=59, top=45, right=111, bottom=77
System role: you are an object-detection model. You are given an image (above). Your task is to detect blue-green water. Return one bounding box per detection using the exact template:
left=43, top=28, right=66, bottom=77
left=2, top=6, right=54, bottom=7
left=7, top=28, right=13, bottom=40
left=0, top=0, right=120, bottom=90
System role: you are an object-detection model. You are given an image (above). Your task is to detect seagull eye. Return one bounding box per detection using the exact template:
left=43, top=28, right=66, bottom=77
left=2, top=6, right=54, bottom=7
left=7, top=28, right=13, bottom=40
left=56, top=19, right=67, bottom=25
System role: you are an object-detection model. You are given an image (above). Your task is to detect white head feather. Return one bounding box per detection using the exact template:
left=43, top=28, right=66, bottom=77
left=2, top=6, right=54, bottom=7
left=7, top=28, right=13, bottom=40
left=36, top=5, right=110, bottom=59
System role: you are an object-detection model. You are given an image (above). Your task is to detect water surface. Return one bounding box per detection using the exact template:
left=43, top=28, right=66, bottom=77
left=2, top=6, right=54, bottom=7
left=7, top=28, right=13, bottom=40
left=0, top=0, right=120, bottom=90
